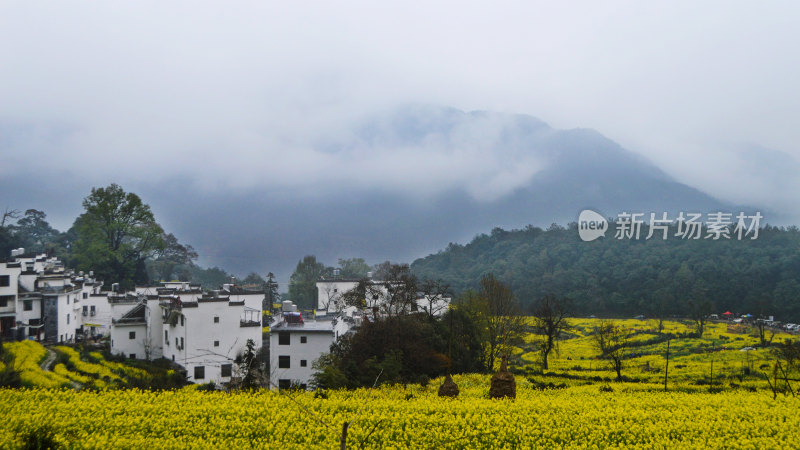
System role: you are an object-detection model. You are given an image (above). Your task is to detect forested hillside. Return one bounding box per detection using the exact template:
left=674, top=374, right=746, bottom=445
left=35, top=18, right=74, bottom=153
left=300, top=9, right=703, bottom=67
left=411, top=223, right=800, bottom=321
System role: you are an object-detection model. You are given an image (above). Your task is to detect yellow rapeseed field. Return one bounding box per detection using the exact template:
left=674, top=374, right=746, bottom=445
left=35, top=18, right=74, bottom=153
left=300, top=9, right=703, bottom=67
left=2, top=319, right=798, bottom=448
left=1, top=380, right=798, bottom=449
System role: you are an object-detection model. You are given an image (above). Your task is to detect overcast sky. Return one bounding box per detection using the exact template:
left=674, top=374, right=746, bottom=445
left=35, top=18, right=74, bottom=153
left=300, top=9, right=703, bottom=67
left=1, top=1, right=799, bottom=280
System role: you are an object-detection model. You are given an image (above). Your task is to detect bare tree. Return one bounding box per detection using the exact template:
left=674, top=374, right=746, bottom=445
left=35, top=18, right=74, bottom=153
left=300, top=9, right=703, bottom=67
left=768, top=339, right=800, bottom=398
left=379, top=264, right=418, bottom=316
left=688, top=284, right=712, bottom=336
left=318, top=282, right=343, bottom=312
left=418, top=278, right=451, bottom=319
left=0, top=208, right=20, bottom=227
left=341, top=278, right=385, bottom=312
left=756, top=318, right=775, bottom=347
left=531, top=295, right=572, bottom=370
left=593, top=320, right=631, bottom=381
left=480, top=274, right=525, bottom=372
left=755, top=297, right=775, bottom=347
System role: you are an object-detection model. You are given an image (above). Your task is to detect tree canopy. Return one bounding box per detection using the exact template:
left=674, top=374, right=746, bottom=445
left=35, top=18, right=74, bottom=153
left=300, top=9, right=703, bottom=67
left=72, top=184, right=166, bottom=289
left=411, top=223, right=800, bottom=322
left=288, top=255, right=328, bottom=310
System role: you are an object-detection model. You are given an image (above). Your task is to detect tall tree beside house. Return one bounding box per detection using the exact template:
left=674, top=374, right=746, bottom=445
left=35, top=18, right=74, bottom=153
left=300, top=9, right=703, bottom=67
left=0, top=218, right=18, bottom=257
left=337, top=257, right=371, bottom=279
left=72, top=184, right=165, bottom=290
left=264, top=272, right=280, bottom=310
left=147, top=233, right=198, bottom=282
left=288, top=255, right=328, bottom=310
left=9, top=209, right=58, bottom=253
left=240, top=272, right=266, bottom=286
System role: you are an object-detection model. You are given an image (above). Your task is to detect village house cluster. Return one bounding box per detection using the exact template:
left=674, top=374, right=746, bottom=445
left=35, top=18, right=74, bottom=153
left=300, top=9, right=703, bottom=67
left=1, top=250, right=451, bottom=389
left=0, top=250, right=264, bottom=386
left=0, top=250, right=105, bottom=344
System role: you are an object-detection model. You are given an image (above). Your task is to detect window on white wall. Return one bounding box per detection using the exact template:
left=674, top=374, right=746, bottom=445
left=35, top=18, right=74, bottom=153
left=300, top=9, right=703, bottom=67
left=221, top=364, right=232, bottom=377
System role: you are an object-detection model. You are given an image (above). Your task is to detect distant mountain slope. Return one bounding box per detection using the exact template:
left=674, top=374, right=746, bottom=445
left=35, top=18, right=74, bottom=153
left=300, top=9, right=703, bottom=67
left=410, top=223, right=800, bottom=321
left=157, top=106, right=743, bottom=281
left=0, top=105, right=755, bottom=286
left=343, top=105, right=731, bottom=228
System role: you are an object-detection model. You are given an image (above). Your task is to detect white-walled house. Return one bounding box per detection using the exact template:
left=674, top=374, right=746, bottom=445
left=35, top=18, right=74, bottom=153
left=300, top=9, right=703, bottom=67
left=316, top=280, right=360, bottom=313
left=0, top=260, right=23, bottom=340
left=1, top=252, right=106, bottom=342
left=110, top=286, right=263, bottom=385
left=268, top=309, right=351, bottom=390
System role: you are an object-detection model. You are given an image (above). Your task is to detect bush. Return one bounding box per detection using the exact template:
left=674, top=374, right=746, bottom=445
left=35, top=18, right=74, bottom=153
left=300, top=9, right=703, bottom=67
left=196, top=382, right=216, bottom=391
left=19, top=425, right=60, bottom=449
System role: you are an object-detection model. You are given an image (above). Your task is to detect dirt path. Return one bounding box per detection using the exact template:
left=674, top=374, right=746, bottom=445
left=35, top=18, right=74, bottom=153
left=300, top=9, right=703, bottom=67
left=40, top=348, right=57, bottom=371
left=39, top=347, right=82, bottom=389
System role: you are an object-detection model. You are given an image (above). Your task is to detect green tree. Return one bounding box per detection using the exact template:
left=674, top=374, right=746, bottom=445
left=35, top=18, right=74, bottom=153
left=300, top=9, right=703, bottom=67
left=241, top=272, right=266, bottom=286
left=72, top=184, right=165, bottom=289
left=238, top=338, right=261, bottom=390
left=10, top=209, right=58, bottom=252
left=337, top=257, right=371, bottom=278
left=264, top=272, right=280, bottom=312
left=147, top=233, right=198, bottom=282
left=288, top=255, right=327, bottom=310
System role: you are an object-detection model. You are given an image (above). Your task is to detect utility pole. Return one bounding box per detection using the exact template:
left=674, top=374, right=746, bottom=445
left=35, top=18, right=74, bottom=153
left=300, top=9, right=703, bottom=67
left=709, top=341, right=714, bottom=392
left=664, top=337, right=670, bottom=392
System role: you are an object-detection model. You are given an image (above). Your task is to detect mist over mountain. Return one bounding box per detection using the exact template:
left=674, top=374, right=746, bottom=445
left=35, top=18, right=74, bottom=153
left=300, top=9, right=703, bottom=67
left=0, top=106, right=763, bottom=286
left=146, top=106, right=738, bottom=283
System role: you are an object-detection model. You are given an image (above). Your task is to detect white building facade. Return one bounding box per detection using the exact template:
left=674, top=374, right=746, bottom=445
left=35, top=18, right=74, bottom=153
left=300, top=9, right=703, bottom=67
left=110, top=284, right=263, bottom=385
left=0, top=252, right=106, bottom=342
left=268, top=314, right=351, bottom=390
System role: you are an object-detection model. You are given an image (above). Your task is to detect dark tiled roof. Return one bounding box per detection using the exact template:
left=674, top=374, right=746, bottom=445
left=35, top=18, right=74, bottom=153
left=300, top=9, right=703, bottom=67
left=115, top=304, right=146, bottom=324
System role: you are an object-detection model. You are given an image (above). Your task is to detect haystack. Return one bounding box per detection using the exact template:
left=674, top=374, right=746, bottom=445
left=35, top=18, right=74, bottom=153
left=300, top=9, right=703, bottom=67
left=489, top=358, right=516, bottom=399
left=438, top=374, right=459, bottom=397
